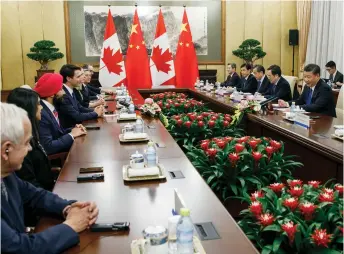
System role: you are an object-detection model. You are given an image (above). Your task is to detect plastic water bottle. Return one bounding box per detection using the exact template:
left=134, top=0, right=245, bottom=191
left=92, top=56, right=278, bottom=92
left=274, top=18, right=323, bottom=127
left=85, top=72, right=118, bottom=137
left=290, top=101, right=296, bottom=113
left=146, top=141, right=157, bottom=167
left=205, top=80, right=209, bottom=86
left=129, top=103, right=135, bottom=113
left=134, top=116, right=144, bottom=133
left=177, top=208, right=194, bottom=254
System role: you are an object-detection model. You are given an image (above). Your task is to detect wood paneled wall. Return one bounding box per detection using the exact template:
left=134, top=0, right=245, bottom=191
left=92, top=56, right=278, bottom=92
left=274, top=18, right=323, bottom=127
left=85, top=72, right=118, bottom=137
left=1, top=0, right=298, bottom=90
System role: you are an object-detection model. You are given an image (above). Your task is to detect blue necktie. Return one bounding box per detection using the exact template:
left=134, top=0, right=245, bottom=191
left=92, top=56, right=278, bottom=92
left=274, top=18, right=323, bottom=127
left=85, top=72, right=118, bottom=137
left=306, top=88, right=313, bottom=105
left=257, top=80, right=261, bottom=91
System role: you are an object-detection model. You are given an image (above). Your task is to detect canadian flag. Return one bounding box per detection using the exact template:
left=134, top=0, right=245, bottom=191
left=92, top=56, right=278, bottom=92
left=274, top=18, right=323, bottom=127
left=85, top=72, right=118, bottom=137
left=99, top=9, right=126, bottom=88
left=150, top=9, right=176, bottom=88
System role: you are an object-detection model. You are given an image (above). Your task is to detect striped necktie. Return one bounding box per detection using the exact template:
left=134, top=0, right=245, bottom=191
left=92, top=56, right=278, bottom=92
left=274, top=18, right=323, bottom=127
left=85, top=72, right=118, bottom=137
left=53, top=109, right=60, bottom=126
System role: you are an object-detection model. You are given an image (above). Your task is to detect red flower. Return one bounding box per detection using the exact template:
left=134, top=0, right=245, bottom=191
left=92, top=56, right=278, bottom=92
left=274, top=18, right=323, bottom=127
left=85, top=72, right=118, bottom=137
left=157, top=101, right=163, bottom=107
left=184, top=121, right=191, bottom=128
left=165, top=103, right=171, bottom=109
left=269, top=183, right=285, bottom=193
left=308, top=181, right=321, bottom=188
left=208, top=120, right=215, bottom=128
left=319, top=192, right=334, bottom=203
left=258, top=213, right=275, bottom=227
left=250, top=191, right=264, bottom=201
left=299, top=202, right=317, bottom=220
left=283, top=197, right=299, bottom=210
left=196, top=115, right=203, bottom=121
left=216, top=140, right=226, bottom=149
left=335, top=184, right=344, bottom=194
left=237, top=136, right=249, bottom=143
left=177, top=119, right=183, bottom=126
left=270, top=140, right=282, bottom=151
left=211, top=116, right=217, bottom=121
left=249, top=140, right=258, bottom=150
left=224, top=116, right=232, bottom=122
left=223, top=120, right=229, bottom=127
left=198, top=121, right=204, bottom=127
left=202, top=112, right=210, bottom=117
left=265, top=146, right=274, bottom=155
left=228, top=153, right=240, bottom=166
left=288, top=179, right=303, bottom=187
left=187, top=112, right=193, bottom=117
left=174, top=103, right=180, bottom=107
left=235, top=143, right=245, bottom=153
left=184, top=103, right=190, bottom=109
left=189, top=114, right=197, bottom=121
left=252, top=152, right=262, bottom=161
left=200, top=141, right=209, bottom=151
left=223, top=137, right=233, bottom=143
left=206, top=148, right=217, bottom=158
left=311, top=229, right=332, bottom=248
left=249, top=201, right=262, bottom=216
left=282, top=221, right=298, bottom=244
left=323, top=188, right=334, bottom=195
left=289, top=186, right=304, bottom=197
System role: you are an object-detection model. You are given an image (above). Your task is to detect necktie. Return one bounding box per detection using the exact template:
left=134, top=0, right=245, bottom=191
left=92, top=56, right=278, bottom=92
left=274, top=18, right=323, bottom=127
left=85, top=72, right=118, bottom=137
left=306, top=88, right=313, bottom=105
left=273, top=84, right=276, bottom=94
left=1, top=179, right=8, bottom=201
left=329, top=74, right=333, bottom=82
left=53, top=109, right=60, bottom=126
left=258, top=80, right=262, bottom=91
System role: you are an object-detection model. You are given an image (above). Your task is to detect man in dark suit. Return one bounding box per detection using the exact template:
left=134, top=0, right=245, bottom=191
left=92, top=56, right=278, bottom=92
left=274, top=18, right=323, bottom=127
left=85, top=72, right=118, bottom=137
left=58, top=64, right=104, bottom=128
left=239, top=63, right=258, bottom=94
left=265, top=65, right=292, bottom=101
left=220, top=63, right=241, bottom=88
left=1, top=103, right=99, bottom=254
left=325, top=61, right=343, bottom=87
left=34, top=73, right=87, bottom=155
left=253, top=65, right=271, bottom=94
left=279, top=64, right=336, bottom=117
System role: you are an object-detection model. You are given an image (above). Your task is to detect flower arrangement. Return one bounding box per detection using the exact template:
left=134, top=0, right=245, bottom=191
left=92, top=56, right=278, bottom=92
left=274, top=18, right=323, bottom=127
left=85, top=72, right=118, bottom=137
left=139, top=98, right=161, bottom=117
left=156, top=98, right=207, bottom=116
left=150, top=92, right=187, bottom=102
left=185, top=136, right=303, bottom=200
left=231, top=97, right=262, bottom=126
left=238, top=180, right=343, bottom=253
left=167, top=112, right=243, bottom=146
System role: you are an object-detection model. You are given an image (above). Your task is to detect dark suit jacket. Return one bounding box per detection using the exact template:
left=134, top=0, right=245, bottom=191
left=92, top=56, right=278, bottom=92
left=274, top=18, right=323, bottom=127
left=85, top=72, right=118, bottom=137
left=333, top=71, right=343, bottom=83
left=74, top=88, right=89, bottom=108
left=87, top=84, right=101, bottom=95
left=266, top=76, right=292, bottom=101
left=292, top=79, right=336, bottom=117
left=39, top=102, right=74, bottom=155
left=16, top=140, right=54, bottom=191
left=1, top=174, right=79, bottom=254
left=220, top=72, right=241, bottom=88
left=240, top=74, right=258, bottom=94
left=57, top=86, right=98, bottom=128
left=257, top=76, right=271, bottom=94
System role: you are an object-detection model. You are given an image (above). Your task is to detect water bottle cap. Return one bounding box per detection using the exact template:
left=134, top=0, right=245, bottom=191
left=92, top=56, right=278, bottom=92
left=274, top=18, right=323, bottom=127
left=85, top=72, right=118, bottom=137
left=148, top=141, right=154, bottom=146
left=180, top=208, right=190, bottom=216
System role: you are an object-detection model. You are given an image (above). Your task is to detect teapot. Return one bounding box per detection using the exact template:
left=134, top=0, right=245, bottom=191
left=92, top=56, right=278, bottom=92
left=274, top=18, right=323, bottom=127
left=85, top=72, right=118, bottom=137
left=130, top=151, right=145, bottom=169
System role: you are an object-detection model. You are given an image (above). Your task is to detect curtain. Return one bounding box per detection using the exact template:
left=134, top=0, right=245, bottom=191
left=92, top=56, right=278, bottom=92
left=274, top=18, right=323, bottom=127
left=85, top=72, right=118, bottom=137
left=297, top=0, right=312, bottom=71
left=305, top=0, right=343, bottom=78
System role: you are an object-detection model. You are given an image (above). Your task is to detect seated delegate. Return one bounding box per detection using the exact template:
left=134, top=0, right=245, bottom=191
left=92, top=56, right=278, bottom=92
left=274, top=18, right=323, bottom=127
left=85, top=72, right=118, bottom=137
left=279, top=64, right=336, bottom=117
left=1, top=103, right=99, bottom=254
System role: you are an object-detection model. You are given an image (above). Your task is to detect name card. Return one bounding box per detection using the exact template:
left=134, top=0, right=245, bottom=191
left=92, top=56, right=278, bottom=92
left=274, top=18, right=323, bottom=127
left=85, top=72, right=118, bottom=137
left=294, top=113, right=310, bottom=129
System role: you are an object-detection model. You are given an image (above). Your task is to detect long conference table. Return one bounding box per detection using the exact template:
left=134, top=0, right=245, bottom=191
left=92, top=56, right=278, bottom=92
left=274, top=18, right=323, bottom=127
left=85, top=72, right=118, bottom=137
left=36, top=94, right=258, bottom=253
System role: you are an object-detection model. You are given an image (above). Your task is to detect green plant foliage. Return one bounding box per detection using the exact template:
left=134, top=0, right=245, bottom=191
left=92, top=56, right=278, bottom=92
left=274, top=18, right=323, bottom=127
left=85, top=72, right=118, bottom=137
left=185, top=136, right=303, bottom=200
left=238, top=181, right=343, bottom=253
left=232, top=39, right=266, bottom=64
left=26, top=40, right=64, bottom=69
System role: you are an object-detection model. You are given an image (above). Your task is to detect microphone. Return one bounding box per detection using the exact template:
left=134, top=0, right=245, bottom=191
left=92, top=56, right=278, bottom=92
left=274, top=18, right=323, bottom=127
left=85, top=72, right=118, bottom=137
left=260, top=96, right=278, bottom=106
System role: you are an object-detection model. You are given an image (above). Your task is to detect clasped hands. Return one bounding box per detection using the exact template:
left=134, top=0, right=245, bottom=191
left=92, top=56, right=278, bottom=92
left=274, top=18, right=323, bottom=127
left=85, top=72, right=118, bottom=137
left=278, top=99, right=290, bottom=108
left=63, top=201, right=99, bottom=233
left=71, top=124, right=87, bottom=138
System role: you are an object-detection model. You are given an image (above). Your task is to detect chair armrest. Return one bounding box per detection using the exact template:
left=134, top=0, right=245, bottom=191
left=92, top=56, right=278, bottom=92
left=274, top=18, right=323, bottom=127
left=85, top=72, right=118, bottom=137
left=51, top=167, right=61, bottom=172
left=48, top=152, right=69, bottom=167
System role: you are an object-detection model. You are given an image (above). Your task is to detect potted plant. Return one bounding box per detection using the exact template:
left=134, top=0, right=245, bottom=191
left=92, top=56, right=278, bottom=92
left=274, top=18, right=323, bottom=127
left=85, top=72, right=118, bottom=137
left=232, top=39, right=266, bottom=65
left=238, top=180, right=343, bottom=253
left=26, top=40, right=64, bottom=78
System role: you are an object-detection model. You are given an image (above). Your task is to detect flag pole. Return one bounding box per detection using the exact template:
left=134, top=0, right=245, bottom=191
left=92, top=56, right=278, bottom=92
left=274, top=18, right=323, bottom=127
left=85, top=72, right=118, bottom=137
left=135, top=2, right=137, bottom=7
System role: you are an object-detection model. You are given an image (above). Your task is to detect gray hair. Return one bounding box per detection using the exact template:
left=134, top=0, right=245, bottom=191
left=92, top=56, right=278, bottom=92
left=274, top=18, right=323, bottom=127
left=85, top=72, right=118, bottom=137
left=1, top=103, right=28, bottom=144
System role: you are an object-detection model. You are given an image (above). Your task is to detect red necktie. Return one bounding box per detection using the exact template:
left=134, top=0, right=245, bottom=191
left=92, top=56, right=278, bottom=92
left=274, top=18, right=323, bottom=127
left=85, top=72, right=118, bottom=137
left=53, top=109, right=60, bottom=126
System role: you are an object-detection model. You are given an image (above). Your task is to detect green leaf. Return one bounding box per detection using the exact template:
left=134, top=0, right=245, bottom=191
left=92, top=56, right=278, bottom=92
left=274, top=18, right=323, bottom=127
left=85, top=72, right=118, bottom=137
left=272, top=236, right=283, bottom=253
left=229, top=183, right=238, bottom=196
left=294, top=231, right=301, bottom=253
left=309, top=249, right=342, bottom=254
left=261, top=245, right=272, bottom=254
left=262, top=224, right=281, bottom=232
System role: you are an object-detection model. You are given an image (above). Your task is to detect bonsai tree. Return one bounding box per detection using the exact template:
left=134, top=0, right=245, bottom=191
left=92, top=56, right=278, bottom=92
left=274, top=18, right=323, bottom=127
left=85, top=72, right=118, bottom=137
left=27, top=40, right=64, bottom=70
left=232, top=39, right=266, bottom=65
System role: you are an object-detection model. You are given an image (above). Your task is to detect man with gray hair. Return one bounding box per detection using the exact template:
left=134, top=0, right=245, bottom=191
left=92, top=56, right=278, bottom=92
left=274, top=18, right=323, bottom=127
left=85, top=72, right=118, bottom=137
left=1, top=103, right=99, bottom=254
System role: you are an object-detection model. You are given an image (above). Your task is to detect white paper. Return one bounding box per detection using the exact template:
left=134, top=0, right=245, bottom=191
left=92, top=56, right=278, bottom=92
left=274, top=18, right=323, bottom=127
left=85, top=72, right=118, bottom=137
left=128, top=167, right=159, bottom=177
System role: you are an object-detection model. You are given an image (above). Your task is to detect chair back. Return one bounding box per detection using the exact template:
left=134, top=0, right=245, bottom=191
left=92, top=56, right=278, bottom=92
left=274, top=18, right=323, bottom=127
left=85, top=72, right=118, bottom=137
left=336, top=88, right=343, bottom=117
left=282, top=75, right=298, bottom=96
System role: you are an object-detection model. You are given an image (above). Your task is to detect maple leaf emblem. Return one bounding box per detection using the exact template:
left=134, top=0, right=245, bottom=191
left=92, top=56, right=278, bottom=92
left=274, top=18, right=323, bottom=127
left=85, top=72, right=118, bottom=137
left=151, top=45, right=173, bottom=74
left=101, top=47, right=123, bottom=75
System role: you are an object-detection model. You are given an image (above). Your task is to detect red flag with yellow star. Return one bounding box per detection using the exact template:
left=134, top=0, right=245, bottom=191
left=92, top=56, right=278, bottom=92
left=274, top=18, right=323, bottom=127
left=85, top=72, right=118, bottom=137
left=174, top=9, right=199, bottom=88
left=126, top=9, right=152, bottom=96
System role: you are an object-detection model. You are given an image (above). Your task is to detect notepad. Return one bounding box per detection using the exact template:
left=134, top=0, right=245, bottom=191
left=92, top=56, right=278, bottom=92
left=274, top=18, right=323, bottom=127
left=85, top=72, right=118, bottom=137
left=123, top=133, right=148, bottom=140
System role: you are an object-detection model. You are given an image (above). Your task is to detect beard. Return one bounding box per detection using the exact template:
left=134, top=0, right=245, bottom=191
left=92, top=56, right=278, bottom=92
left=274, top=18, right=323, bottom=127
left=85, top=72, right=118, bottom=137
left=53, top=94, right=66, bottom=109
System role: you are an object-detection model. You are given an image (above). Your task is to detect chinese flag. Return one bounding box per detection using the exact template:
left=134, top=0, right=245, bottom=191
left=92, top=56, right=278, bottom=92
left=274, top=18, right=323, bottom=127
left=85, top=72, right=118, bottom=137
left=99, top=9, right=126, bottom=87
left=126, top=9, right=152, bottom=101
left=174, top=9, right=199, bottom=88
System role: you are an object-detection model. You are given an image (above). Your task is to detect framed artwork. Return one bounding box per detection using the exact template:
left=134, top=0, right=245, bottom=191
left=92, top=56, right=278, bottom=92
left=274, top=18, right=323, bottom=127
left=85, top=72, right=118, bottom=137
left=64, top=1, right=225, bottom=65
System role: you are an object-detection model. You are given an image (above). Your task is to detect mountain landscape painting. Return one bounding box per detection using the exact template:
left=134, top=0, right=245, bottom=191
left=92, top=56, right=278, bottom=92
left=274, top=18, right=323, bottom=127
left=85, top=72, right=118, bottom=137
left=84, top=6, right=208, bottom=56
